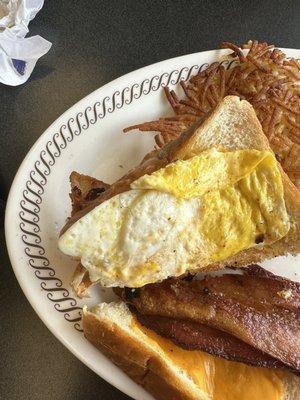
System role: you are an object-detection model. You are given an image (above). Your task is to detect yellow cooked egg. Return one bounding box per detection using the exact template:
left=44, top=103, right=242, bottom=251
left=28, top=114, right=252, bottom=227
left=58, top=149, right=289, bottom=287
left=132, top=148, right=266, bottom=198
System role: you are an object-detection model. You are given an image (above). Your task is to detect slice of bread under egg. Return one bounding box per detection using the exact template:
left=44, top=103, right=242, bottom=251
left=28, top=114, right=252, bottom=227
left=59, top=96, right=300, bottom=292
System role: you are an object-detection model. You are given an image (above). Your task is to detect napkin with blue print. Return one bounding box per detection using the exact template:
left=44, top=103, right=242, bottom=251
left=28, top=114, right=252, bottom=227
left=0, top=0, right=51, bottom=86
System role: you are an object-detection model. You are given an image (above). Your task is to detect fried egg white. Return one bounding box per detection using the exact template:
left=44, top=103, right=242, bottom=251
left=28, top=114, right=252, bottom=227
left=59, top=149, right=290, bottom=287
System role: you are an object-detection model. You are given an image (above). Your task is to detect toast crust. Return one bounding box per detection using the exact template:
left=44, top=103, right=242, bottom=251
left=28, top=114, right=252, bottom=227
left=83, top=308, right=208, bottom=400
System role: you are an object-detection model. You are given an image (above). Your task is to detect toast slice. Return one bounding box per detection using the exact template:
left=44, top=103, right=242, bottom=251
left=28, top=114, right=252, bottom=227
left=63, top=96, right=300, bottom=293
left=83, top=302, right=300, bottom=400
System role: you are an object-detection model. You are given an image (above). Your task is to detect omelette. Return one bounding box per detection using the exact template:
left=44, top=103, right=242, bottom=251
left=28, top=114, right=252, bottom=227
left=58, top=149, right=289, bottom=287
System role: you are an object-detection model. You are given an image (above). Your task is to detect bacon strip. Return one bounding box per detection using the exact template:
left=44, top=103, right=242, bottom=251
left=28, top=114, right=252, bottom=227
left=69, top=171, right=110, bottom=216
left=124, top=265, right=300, bottom=371
left=136, top=313, right=297, bottom=373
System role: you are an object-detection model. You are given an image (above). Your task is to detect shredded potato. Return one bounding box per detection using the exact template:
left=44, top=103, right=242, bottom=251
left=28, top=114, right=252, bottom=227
left=124, top=41, right=300, bottom=185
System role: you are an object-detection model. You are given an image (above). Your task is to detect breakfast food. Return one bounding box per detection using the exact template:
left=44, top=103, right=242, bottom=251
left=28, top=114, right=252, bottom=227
left=59, top=96, right=300, bottom=291
left=69, top=171, right=110, bottom=216
left=83, top=300, right=300, bottom=400
left=121, top=265, right=300, bottom=372
left=58, top=46, right=300, bottom=400
left=125, top=41, right=300, bottom=186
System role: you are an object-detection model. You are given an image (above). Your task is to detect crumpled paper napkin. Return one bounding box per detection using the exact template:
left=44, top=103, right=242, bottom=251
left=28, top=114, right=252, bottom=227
left=0, top=0, right=52, bottom=86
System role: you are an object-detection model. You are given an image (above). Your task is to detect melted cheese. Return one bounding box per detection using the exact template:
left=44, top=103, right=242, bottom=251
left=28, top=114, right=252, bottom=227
left=132, top=319, right=284, bottom=400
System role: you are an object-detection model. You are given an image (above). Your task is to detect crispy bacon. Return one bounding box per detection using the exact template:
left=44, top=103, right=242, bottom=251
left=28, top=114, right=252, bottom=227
left=136, top=313, right=297, bottom=373
left=124, top=265, right=300, bottom=371
left=69, top=171, right=110, bottom=216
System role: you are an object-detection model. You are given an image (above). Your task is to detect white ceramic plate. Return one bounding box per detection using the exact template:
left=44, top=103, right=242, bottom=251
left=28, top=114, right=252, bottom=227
left=5, top=48, right=300, bottom=400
